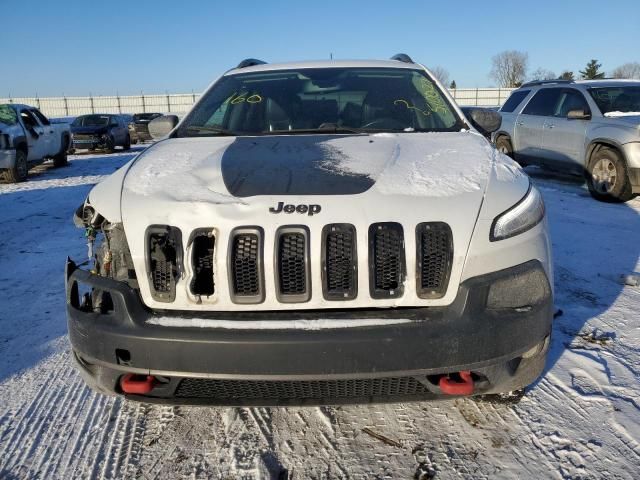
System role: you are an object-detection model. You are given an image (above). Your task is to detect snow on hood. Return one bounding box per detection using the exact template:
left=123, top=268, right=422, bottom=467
left=321, top=131, right=496, bottom=197
left=123, top=131, right=502, bottom=202
left=124, top=137, right=244, bottom=204
left=604, top=111, right=640, bottom=117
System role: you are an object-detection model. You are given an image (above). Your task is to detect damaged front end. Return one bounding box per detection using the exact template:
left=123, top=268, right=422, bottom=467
left=71, top=200, right=138, bottom=314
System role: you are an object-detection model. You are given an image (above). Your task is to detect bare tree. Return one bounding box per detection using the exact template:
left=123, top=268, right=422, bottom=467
left=490, top=50, right=529, bottom=87
left=529, top=68, right=556, bottom=81
left=429, top=66, right=450, bottom=86
left=611, top=62, right=640, bottom=79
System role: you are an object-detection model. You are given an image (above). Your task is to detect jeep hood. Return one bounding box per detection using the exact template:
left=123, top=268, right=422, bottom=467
left=106, top=131, right=528, bottom=310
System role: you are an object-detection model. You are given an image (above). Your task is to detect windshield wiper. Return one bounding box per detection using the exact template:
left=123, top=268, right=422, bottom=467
left=182, top=125, right=237, bottom=136
left=267, top=126, right=369, bottom=135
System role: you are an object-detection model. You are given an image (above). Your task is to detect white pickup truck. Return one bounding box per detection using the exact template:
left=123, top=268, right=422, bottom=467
left=0, top=103, right=71, bottom=182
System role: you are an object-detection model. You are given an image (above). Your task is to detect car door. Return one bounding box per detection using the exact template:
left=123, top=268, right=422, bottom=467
left=31, top=108, right=57, bottom=156
left=540, top=89, right=590, bottom=170
left=18, top=108, right=47, bottom=161
left=515, top=88, right=562, bottom=162
left=111, top=116, right=125, bottom=144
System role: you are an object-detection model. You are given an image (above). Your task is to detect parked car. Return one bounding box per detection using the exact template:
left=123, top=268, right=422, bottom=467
left=495, top=79, right=640, bottom=202
left=70, top=114, right=131, bottom=153
left=132, top=113, right=163, bottom=142
left=67, top=55, right=552, bottom=405
left=0, top=103, right=71, bottom=182
left=119, top=114, right=139, bottom=145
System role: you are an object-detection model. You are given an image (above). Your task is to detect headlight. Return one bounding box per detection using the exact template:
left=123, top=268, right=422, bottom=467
left=490, top=184, right=545, bottom=241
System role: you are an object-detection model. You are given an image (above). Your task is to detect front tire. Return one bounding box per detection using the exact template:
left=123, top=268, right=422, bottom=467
left=586, top=147, right=633, bottom=202
left=496, top=136, right=525, bottom=166
left=53, top=136, right=69, bottom=167
left=122, top=134, right=131, bottom=151
left=4, top=149, right=29, bottom=183
left=105, top=136, right=115, bottom=154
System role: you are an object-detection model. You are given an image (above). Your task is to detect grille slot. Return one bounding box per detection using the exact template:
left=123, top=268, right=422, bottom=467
left=369, top=223, right=405, bottom=298
left=275, top=227, right=310, bottom=302
left=146, top=226, right=182, bottom=302
left=229, top=228, right=264, bottom=304
left=322, top=224, right=357, bottom=300
left=189, top=230, right=215, bottom=297
left=416, top=223, right=453, bottom=299
left=175, top=376, right=429, bottom=400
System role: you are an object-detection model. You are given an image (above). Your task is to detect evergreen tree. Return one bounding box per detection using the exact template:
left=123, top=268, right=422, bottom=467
left=580, top=60, right=604, bottom=79
left=449, top=80, right=457, bottom=89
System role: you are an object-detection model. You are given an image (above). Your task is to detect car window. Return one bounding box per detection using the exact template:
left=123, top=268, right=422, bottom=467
left=20, top=110, right=39, bottom=128
left=31, top=109, right=50, bottom=126
left=555, top=90, right=590, bottom=117
left=522, top=89, right=562, bottom=116
left=500, top=90, right=530, bottom=113
left=72, top=115, right=110, bottom=127
left=178, top=67, right=463, bottom=136
left=0, top=105, right=18, bottom=125
left=588, top=86, right=640, bottom=115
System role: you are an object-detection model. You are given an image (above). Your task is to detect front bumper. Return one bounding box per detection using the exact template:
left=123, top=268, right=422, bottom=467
left=72, top=136, right=106, bottom=150
left=66, top=259, right=553, bottom=405
left=0, top=148, right=16, bottom=169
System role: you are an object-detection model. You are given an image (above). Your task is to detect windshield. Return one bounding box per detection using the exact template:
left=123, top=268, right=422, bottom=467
left=588, top=86, right=640, bottom=115
left=73, top=115, right=111, bottom=127
left=178, top=67, right=462, bottom=137
left=0, top=105, right=18, bottom=125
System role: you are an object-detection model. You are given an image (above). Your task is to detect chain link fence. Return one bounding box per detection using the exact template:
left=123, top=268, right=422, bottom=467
left=0, top=88, right=514, bottom=118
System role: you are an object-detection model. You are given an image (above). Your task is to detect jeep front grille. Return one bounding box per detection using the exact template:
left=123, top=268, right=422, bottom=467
left=275, top=227, right=310, bottom=302
left=189, top=229, right=215, bottom=297
left=229, top=228, right=264, bottom=304
left=146, top=226, right=182, bottom=302
left=369, top=223, right=405, bottom=298
left=174, top=376, right=429, bottom=400
left=322, top=224, right=357, bottom=300
left=416, top=222, right=453, bottom=299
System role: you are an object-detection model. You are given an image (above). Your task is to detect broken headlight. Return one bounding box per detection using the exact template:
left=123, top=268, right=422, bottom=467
left=490, top=184, right=545, bottom=241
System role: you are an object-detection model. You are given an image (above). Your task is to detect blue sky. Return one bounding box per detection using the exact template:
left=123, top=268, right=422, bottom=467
left=2, top=0, right=638, bottom=97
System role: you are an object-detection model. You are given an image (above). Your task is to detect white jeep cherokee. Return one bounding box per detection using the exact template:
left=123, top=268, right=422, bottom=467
left=66, top=55, right=553, bottom=405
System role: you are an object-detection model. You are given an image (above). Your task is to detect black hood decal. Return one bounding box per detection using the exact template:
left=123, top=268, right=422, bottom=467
left=221, top=135, right=375, bottom=197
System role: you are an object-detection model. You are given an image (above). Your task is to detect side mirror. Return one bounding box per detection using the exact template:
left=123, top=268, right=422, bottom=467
left=462, top=107, right=502, bottom=136
left=567, top=109, right=591, bottom=120
left=148, top=115, right=179, bottom=139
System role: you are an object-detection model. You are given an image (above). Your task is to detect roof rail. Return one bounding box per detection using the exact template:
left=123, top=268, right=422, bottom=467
left=520, top=79, right=574, bottom=88
left=390, top=53, right=414, bottom=64
left=236, top=58, right=267, bottom=69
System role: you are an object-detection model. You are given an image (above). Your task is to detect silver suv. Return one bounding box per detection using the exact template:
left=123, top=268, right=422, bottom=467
left=495, top=80, right=640, bottom=202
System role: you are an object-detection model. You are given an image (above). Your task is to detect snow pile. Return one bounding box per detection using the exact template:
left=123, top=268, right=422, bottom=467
left=321, top=131, right=495, bottom=197
left=147, top=317, right=413, bottom=330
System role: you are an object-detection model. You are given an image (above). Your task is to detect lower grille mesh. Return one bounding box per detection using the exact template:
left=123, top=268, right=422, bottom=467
left=175, top=376, right=429, bottom=400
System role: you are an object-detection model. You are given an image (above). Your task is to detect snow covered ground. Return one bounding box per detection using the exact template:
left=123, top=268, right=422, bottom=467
left=0, top=148, right=638, bottom=479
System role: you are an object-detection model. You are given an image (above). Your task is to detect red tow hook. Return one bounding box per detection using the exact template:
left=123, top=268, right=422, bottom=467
left=120, top=374, right=156, bottom=394
left=439, top=371, right=474, bottom=395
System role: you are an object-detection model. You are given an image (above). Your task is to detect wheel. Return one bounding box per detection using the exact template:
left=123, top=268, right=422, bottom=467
left=53, top=136, right=69, bottom=167
left=122, top=134, right=131, bottom=151
left=495, top=135, right=525, bottom=164
left=105, top=136, right=115, bottom=154
left=586, top=146, right=633, bottom=202
left=4, top=149, right=29, bottom=183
